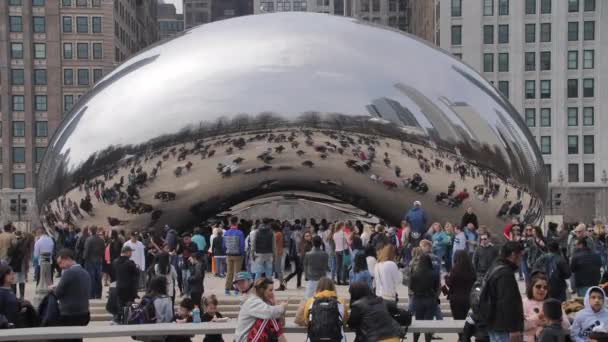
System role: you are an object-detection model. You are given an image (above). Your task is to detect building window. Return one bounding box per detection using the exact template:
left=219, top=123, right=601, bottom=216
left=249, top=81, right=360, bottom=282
left=498, top=53, right=509, bottom=72
left=540, top=0, right=551, bottom=13
left=540, top=80, right=551, bottom=99
left=92, top=16, right=102, bottom=33
left=361, top=0, right=369, bottom=11
left=525, top=80, right=535, bottom=99
left=12, top=147, right=25, bottom=164
left=93, top=68, right=103, bottom=83
left=12, top=96, right=25, bottom=111
left=525, top=52, right=535, bottom=71
left=11, top=69, right=24, bottom=86
left=525, top=24, right=535, bottom=43
left=13, top=174, right=25, bottom=189
left=76, top=0, right=87, bottom=6
left=498, top=81, right=509, bottom=99
left=35, top=121, right=48, bottom=137
left=93, top=43, right=102, bottom=59
left=483, top=0, right=493, bottom=16
left=33, top=43, right=46, bottom=59
left=77, top=43, right=88, bottom=59
left=539, top=51, right=550, bottom=71
left=292, top=1, right=306, bottom=11
left=92, top=0, right=100, bottom=6
left=35, top=95, right=47, bottom=111
left=583, top=163, right=594, bottom=182
left=583, top=135, right=594, bottom=154
left=568, top=22, right=578, bottom=41
left=568, top=51, right=578, bottom=69
left=540, top=108, right=551, bottom=127
left=451, top=25, right=462, bottom=45
left=583, top=107, right=594, bottom=126
left=32, top=0, right=45, bottom=5
left=35, top=147, right=46, bottom=163
left=540, top=23, right=551, bottom=42
left=540, top=136, right=551, bottom=154
left=451, top=0, right=462, bottom=16
left=276, top=0, right=290, bottom=11
left=483, top=25, right=494, bottom=44
left=545, top=164, right=552, bottom=182
left=63, top=69, right=73, bottom=86
left=525, top=0, right=536, bottom=14
left=77, top=69, right=89, bottom=85
left=568, top=164, right=579, bottom=182
left=63, top=16, right=72, bottom=32
left=12, top=121, right=25, bottom=137
left=567, top=79, right=578, bottom=98
left=567, top=108, right=578, bottom=126
left=34, top=69, right=47, bottom=85
left=64, top=95, right=74, bottom=113
left=498, top=25, right=509, bottom=44
left=568, top=0, right=579, bottom=12
left=62, top=0, right=71, bottom=6
left=33, top=16, right=46, bottom=33
left=63, top=43, right=73, bottom=59
left=498, top=0, right=509, bottom=15
left=568, top=135, right=579, bottom=154
left=583, top=21, right=594, bottom=40
left=583, top=78, right=594, bottom=97
left=9, top=0, right=22, bottom=5
left=584, top=0, right=595, bottom=11
left=372, top=0, right=380, bottom=12
left=10, top=43, right=23, bottom=59
left=9, top=16, right=23, bottom=32
left=583, top=50, right=594, bottom=69
left=525, top=109, right=536, bottom=127
left=76, top=16, right=88, bottom=33
left=483, top=54, right=494, bottom=72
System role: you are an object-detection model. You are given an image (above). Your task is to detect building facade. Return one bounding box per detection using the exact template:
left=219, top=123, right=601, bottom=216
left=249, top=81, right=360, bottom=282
left=184, top=0, right=253, bottom=28
left=0, top=0, right=157, bottom=228
left=440, top=0, right=608, bottom=223
left=158, top=2, right=184, bottom=40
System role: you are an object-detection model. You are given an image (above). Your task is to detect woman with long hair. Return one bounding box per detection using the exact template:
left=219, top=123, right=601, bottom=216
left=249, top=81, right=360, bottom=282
left=107, top=230, right=123, bottom=282
left=348, top=281, right=402, bottom=342
left=154, top=252, right=178, bottom=305
left=523, top=273, right=570, bottom=342
left=324, top=223, right=337, bottom=283
left=410, top=254, right=439, bottom=342
left=361, top=224, right=374, bottom=248
left=350, top=253, right=373, bottom=289
left=374, top=244, right=400, bottom=305
left=400, top=223, right=414, bottom=267
left=333, top=222, right=349, bottom=285
left=145, top=276, right=174, bottom=323
left=443, top=222, right=455, bottom=272
left=234, top=278, right=287, bottom=342
left=445, top=250, right=476, bottom=341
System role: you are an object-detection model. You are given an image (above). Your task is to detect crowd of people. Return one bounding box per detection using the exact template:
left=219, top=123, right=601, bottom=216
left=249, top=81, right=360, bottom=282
left=4, top=202, right=608, bottom=342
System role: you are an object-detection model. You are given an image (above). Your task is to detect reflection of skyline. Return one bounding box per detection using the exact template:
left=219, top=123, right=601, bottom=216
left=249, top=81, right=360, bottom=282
left=365, top=97, right=425, bottom=135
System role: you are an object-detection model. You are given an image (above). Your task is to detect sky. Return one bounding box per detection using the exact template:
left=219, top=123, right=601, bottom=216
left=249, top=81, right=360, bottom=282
left=163, top=0, right=183, bottom=14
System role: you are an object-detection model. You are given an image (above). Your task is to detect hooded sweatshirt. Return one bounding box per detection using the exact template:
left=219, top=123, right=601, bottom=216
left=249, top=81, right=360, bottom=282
left=234, top=294, right=285, bottom=342
left=570, top=286, right=608, bottom=342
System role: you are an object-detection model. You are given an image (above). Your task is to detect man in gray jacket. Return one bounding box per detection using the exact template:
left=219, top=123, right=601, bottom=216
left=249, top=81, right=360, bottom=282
left=473, top=232, right=499, bottom=278
left=83, top=226, right=106, bottom=299
left=303, top=236, right=329, bottom=299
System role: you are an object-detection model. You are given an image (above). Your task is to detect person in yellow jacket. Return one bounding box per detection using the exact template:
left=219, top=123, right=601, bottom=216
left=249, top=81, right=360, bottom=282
left=295, top=277, right=349, bottom=342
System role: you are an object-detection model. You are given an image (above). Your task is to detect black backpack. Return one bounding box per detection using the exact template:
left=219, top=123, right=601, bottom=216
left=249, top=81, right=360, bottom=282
left=125, top=296, right=156, bottom=325
left=472, top=265, right=508, bottom=324
left=307, top=297, right=343, bottom=342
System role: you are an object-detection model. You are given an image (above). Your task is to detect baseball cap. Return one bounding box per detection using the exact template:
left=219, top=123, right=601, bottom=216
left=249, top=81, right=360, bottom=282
left=121, top=245, right=134, bottom=253
left=414, top=200, right=422, bottom=206
left=233, top=271, right=253, bottom=284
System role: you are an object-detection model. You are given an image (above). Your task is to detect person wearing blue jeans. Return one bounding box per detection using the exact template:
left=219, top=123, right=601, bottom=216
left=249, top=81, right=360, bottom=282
left=253, top=253, right=274, bottom=280
left=250, top=222, right=276, bottom=280
left=85, top=260, right=102, bottom=299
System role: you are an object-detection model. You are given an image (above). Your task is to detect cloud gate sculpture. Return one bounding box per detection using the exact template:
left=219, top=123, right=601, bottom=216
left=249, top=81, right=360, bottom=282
left=37, top=12, right=547, bottom=233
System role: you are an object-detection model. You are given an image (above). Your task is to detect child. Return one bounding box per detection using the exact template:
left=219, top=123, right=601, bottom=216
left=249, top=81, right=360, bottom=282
left=538, top=299, right=567, bottom=342
left=570, top=287, right=608, bottom=342
left=201, top=295, right=224, bottom=342
left=170, top=298, right=194, bottom=342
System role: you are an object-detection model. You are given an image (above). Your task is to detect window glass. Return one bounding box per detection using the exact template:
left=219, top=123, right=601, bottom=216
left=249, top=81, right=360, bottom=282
left=525, top=52, right=535, bottom=71
left=451, top=0, right=462, bottom=16
left=12, top=174, right=25, bottom=189
left=63, top=16, right=72, bottom=32
left=64, top=69, right=73, bottom=86
left=583, top=164, right=594, bottom=183
left=540, top=23, right=551, bottom=42
left=498, top=81, right=509, bottom=99
left=568, top=135, right=579, bottom=154
left=525, top=24, right=535, bottom=43
left=483, top=53, right=494, bottom=72
left=78, top=69, right=90, bottom=85
left=12, top=96, right=25, bottom=111
left=63, top=43, right=73, bottom=59
left=76, top=16, right=88, bottom=33
left=540, top=0, right=551, bottom=13
left=498, top=25, right=509, bottom=44
left=77, top=43, right=89, bottom=59
left=12, top=147, right=25, bottom=163
left=540, top=80, right=551, bottom=99
left=568, top=51, right=578, bottom=69
left=583, top=78, right=594, bottom=97
left=92, top=16, right=102, bottom=33
left=451, top=25, right=462, bottom=45
left=567, top=79, right=578, bottom=98
left=498, top=0, right=509, bottom=15
left=9, top=16, right=23, bottom=33
left=484, top=25, right=494, bottom=44
left=35, top=121, right=48, bottom=137
left=568, top=0, right=579, bottom=12
left=583, top=135, right=594, bottom=154
left=34, top=43, right=46, bottom=59
left=35, top=147, right=47, bottom=163
left=525, top=0, right=536, bottom=14
left=525, top=80, right=535, bottom=99
left=10, top=43, right=23, bottom=59
left=568, top=164, right=579, bottom=183
left=498, top=53, right=509, bottom=72
left=540, top=136, right=551, bottom=154
left=525, top=109, right=536, bottom=127
left=584, top=0, right=595, bottom=11
left=34, top=69, right=47, bottom=85
left=540, top=51, right=550, bottom=71
left=33, top=16, right=46, bottom=33
left=568, top=22, right=578, bottom=41
left=584, top=21, right=594, bottom=40
left=11, top=69, right=24, bottom=85
left=483, top=0, right=493, bottom=15
left=540, top=108, right=551, bottom=127
left=567, top=108, right=578, bottom=126
left=12, top=121, right=25, bottom=137
left=583, top=107, right=594, bottom=126
left=583, top=50, right=594, bottom=69
left=35, top=95, right=47, bottom=111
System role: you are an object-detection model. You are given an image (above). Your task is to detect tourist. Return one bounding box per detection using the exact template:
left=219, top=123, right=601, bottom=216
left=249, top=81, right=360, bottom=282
left=177, top=233, right=199, bottom=297
left=211, top=227, right=226, bottom=278
left=146, top=276, right=174, bottom=323
left=188, top=252, right=206, bottom=308
left=461, top=207, right=478, bottom=230
left=170, top=297, right=194, bottom=342
left=0, top=263, right=19, bottom=327
left=570, top=287, right=608, bottom=342
left=113, top=245, right=139, bottom=321
left=333, top=222, right=349, bottom=285
left=7, top=231, right=28, bottom=300
left=400, top=224, right=414, bottom=266
left=224, top=216, right=245, bottom=295
left=192, top=228, right=207, bottom=254
left=250, top=219, right=276, bottom=280
left=153, top=252, right=178, bottom=305
left=410, top=254, right=439, bottom=342
left=404, top=201, right=428, bottom=241
left=443, top=222, right=455, bottom=272
left=485, top=241, right=524, bottom=342
left=360, top=224, right=374, bottom=247
left=83, top=226, right=106, bottom=299
left=323, top=224, right=337, bottom=282
left=106, top=230, right=123, bottom=282
left=430, top=223, right=450, bottom=269
left=303, top=235, right=329, bottom=298
left=532, top=241, right=571, bottom=302
left=273, top=222, right=286, bottom=291
left=350, top=253, right=373, bottom=290
left=348, top=281, right=402, bottom=342
left=0, top=224, right=16, bottom=263
left=452, top=225, right=467, bottom=263
left=201, top=295, right=225, bottom=342
left=285, top=230, right=312, bottom=289
left=234, top=277, right=288, bottom=342
left=522, top=273, right=569, bottom=342
left=374, top=244, right=400, bottom=305
left=537, top=299, right=568, bottom=342
left=53, top=248, right=91, bottom=342
left=123, top=232, right=146, bottom=286
left=570, top=237, right=602, bottom=297
left=295, top=277, right=348, bottom=342
left=472, top=232, right=498, bottom=278
left=34, top=228, right=55, bottom=285
left=232, top=271, right=254, bottom=304
left=445, top=250, right=476, bottom=324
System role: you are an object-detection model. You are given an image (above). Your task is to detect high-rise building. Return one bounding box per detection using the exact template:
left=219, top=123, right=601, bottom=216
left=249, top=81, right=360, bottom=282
left=0, top=0, right=158, bottom=228
left=183, top=0, right=253, bottom=28
left=158, top=2, right=184, bottom=39
left=409, top=0, right=439, bottom=43
left=183, top=0, right=212, bottom=28
left=439, top=0, right=608, bottom=222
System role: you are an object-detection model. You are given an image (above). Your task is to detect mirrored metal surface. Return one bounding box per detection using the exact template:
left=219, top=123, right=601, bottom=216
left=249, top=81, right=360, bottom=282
left=37, top=12, right=547, bottom=232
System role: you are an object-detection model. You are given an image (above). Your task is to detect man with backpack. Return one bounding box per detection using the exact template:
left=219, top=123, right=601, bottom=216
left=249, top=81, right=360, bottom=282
left=296, top=277, right=348, bottom=342
left=113, top=245, right=140, bottom=322
left=480, top=241, right=524, bottom=342
left=303, top=236, right=330, bottom=299
left=250, top=219, right=276, bottom=280
left=532, top=241, right=571, bottom=302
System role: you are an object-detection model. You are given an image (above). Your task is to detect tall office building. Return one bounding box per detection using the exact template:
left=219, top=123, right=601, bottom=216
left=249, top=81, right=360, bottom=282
left=184, top=0, right=253, bottom=28
left=158, top=2, right=184, bottom=39
left=0, top=0, right=158, bottom=228
left=439, top=0, right=608, bottom=222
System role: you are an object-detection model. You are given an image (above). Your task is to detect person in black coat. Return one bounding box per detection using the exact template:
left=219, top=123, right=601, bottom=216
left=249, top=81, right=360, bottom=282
left=107, top=231, right=123, bottom=282
left=188, top=252, right=206, bottom=307
left=461, top=207, right=479, bottom=229
left=570, top=237, right=602, bottom=297
left=348, top=281, right=402, bottom=342
left=410, top=254, right=440, bottom=342
left=0, top=264, right=19, bottom=328
left=532, top=241, right=571, bottom=302
left=113, top=246, right=140, bottom=308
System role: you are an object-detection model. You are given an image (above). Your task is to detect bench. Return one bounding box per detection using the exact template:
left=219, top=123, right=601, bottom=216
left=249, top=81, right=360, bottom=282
left=0, top=321, right=465, bottom=341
